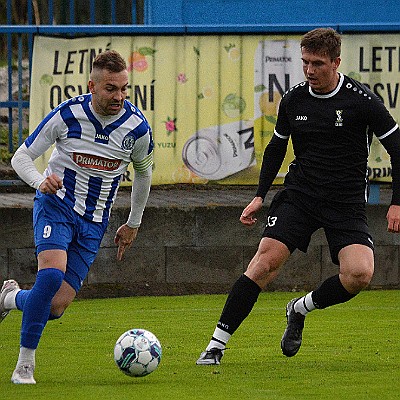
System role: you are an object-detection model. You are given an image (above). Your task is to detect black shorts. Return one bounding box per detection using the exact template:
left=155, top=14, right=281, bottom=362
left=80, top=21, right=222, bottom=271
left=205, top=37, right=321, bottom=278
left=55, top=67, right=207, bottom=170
left=262, top=189, right=374, bottom=265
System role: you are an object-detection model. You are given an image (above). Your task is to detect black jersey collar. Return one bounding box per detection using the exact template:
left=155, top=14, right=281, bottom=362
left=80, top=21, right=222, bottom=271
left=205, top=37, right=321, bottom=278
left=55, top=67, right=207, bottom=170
left=308, top=73, right=344, bottom=99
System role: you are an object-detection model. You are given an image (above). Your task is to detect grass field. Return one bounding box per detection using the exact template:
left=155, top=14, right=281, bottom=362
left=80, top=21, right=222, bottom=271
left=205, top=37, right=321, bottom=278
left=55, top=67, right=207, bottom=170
left=0, top=291, right=398, bottom=399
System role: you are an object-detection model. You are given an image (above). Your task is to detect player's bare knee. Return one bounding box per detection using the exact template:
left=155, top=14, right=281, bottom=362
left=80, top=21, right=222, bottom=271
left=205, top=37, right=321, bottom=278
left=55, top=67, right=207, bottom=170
left=358, top=267, right=373, bottom=288
left=253, top=250, right=279, bottom=272
left=344, top=267, right=373, bottom=292
left=245, top=251, right=283, bottom=287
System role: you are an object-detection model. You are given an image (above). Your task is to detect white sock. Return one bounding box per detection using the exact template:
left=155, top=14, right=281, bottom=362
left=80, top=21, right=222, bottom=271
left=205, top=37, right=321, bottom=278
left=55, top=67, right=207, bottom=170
left=206, top=327, right=231, bottom=351
left=4, top=288, right=21, bottom=310
left=16, top=347, right=36, bottom=368
left=294, top=293, right=316, bottom=316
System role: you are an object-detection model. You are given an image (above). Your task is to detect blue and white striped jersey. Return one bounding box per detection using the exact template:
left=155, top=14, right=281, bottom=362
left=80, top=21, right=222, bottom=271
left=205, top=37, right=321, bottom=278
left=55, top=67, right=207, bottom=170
left=25, top=94, right=153, bottom=223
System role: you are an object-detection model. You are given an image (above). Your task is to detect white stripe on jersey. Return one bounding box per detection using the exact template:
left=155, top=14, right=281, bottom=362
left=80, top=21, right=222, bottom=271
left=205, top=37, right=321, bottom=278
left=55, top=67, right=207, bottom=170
left=25, top=94, right=153, bottom=223
left=274, top=128, right=290, bottom=140
left=376, top=123, right=399, bottom=140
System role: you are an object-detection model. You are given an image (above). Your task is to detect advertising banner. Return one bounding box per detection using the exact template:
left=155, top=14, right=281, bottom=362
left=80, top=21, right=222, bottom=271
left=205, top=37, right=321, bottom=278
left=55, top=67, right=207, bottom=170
left=29, top=34, right=400, bottom=185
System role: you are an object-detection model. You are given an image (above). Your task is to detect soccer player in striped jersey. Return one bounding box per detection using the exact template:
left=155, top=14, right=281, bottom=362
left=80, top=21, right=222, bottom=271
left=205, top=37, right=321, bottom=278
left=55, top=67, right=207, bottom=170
left=0, top=50, right=154, bottom=384
left=197, top=28, right=400, bottom=365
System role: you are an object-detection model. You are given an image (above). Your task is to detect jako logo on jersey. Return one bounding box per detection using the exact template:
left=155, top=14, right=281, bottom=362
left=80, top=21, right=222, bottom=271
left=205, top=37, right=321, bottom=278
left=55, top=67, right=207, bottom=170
left=95, top=133, right=110, bottom=144
left=73, top=153, right=122, bottom=171
left=295, top=115, right=307, bottom=121
left=335, top=110, right=343, bottom=127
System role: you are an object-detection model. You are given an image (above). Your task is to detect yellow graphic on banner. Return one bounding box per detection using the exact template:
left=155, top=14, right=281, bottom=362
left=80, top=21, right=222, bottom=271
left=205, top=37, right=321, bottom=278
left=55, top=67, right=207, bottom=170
left=29, top=34, right=400, bottom=186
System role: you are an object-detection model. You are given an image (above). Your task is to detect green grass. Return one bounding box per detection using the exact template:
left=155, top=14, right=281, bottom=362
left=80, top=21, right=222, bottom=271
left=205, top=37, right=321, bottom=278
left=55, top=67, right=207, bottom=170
left=0, top=291, right=399, bottom=399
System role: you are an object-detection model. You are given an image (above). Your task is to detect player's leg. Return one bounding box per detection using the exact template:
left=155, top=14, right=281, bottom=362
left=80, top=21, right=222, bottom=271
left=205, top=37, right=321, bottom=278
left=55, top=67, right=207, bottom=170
left=15, top=214, right=106, bottom=384
left=337, top=244, right=374, bottom=293
left=196, top=189, right=315, bottom=365
left=12, top=249, right=66, bottom=384
left=12, top=215, right=105, bottom=383
left=49, top=280, right=77, bottom=319
left=282, top=217, right=374, bottom=357
left=196, top=238, right=290, bottom=365
left=10, top=193, right=74, bottom=384
left=1, top=279, right=76, bottom=321
left=281, top=272, right=359, bottom=358
left=302, top=244, right=373, bottom=311
left=46, top=214, right=107, bottom=320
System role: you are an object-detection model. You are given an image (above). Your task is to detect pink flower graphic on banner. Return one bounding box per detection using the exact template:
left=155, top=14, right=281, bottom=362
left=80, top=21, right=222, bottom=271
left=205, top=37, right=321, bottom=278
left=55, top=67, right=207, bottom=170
left=163, top=116, right=177, bottom=135
left=177, top=73, right=188, bottom=84
left=127, top=47, right=157, bottom=72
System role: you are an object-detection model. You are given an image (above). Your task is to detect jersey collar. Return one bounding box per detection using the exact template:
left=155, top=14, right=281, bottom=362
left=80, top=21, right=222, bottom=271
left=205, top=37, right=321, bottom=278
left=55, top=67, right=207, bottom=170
left=308, top=72, right=344, bottom=99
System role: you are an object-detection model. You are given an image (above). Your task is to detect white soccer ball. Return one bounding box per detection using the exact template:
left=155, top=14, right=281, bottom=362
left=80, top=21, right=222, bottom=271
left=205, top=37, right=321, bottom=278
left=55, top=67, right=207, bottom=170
left=114, top=328, right=162, bottom=377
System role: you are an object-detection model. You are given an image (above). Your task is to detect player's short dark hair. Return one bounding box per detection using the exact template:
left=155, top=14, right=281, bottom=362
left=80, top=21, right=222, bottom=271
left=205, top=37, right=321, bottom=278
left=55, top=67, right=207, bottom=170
left=92, top=50, right=127, bottom=73
left=301, top=28, right=341, bottom=60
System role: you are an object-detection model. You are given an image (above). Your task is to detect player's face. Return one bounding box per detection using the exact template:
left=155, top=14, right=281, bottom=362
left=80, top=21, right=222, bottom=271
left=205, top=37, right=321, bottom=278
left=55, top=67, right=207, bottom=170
left=89, top=69, right=129, bottom=116
left=301, top=48, right=341, bottom=93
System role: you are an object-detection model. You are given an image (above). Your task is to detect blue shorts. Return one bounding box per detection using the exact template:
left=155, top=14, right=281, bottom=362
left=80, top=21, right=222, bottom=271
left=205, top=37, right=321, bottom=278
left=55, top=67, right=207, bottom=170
left=33, top=192, right=108, bottom=293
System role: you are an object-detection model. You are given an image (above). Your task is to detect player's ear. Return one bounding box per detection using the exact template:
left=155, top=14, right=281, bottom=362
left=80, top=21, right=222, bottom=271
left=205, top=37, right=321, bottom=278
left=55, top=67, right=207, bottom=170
left=333, top=57, right=341, bottom=70
left=88, top=80, right=95, bottom=94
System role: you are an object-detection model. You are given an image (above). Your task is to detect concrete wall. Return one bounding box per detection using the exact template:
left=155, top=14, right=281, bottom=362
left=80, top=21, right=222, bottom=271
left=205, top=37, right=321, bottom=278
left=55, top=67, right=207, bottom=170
left=0, top=189, right=398, bottom=298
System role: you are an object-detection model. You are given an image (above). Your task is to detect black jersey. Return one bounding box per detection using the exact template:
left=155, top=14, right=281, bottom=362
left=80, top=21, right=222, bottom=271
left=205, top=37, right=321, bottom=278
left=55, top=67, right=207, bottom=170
left=256, top=73, right=400, bottom=204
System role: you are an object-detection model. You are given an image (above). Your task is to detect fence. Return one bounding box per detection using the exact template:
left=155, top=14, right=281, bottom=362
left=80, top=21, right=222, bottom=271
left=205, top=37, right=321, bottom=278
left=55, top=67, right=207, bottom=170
left=0, top=0, right=140, bottom=153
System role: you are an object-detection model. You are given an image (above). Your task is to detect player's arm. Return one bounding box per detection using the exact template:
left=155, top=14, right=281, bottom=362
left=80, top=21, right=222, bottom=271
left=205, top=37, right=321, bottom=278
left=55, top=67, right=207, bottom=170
left=378, top=124, right=400, bottom=232
left=256, top=92, right=291, bottom=201
left=240, top=133, right=288, bottom=226
left=114, top=151, right=153, bottom=261
left=255, top=131, right=289, bottom=199
left=11, top=109, right=64, bottom=193
left=241, top=92, right=290, bottom=227
left=11, top=144, right=62, bottom=194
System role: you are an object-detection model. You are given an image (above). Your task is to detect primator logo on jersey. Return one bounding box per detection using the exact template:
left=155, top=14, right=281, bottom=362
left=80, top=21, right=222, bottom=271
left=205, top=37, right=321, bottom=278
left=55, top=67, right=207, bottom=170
left=73, top=153, right=122, bottom=171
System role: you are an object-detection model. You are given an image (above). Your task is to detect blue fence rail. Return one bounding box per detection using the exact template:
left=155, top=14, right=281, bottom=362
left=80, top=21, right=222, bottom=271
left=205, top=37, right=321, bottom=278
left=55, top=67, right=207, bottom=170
left=1, top=0, right=139, bottom=153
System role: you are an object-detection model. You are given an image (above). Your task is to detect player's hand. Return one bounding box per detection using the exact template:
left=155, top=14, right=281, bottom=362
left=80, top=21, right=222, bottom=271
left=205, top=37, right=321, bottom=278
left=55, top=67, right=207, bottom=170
left=114, top=224, right=138, bottom=261
left=240, top=197, right=263, bottom=226
left=386, top=204, right=400, bottom=233
left=38, top=173, right=63, bottom=194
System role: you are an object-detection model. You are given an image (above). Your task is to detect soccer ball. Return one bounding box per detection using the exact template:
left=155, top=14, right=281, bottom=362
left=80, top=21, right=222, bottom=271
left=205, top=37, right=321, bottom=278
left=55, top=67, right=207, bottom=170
left=114, top=328, right=162, bottom=377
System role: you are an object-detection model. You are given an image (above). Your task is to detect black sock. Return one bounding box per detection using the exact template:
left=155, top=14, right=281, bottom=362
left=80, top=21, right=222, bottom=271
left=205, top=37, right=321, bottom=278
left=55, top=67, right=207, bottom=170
left=311, top=274, right=356, bottom=309
left=217, top=274, right=261, bottom=335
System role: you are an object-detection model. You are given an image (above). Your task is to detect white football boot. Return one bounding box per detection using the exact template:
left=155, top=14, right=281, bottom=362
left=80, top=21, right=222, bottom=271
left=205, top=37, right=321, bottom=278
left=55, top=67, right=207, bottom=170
left=0, top=279, right=20, bottom=323
left=11, top=364, right=36, bottom=384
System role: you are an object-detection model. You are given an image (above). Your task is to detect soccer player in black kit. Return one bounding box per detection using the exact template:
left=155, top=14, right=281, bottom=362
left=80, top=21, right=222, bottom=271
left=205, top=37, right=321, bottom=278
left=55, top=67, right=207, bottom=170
left=196, top=27, right=400, bottom=365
